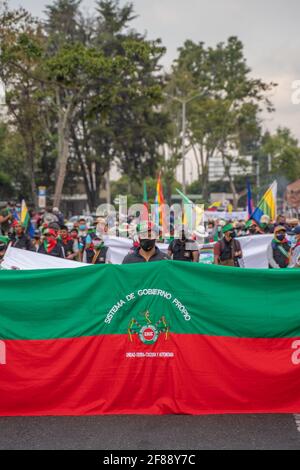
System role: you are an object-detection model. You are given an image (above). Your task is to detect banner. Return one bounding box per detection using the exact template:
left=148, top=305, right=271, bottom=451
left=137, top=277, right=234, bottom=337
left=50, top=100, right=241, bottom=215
left=238, top=234, right=273, bottom=268
left=2, top=235, right=273, bottom=270
left=2, top=245, right=85, bottom=270
left=0, top=262, right=300, bottom=415
left=203, top=211, right=248, bottom=221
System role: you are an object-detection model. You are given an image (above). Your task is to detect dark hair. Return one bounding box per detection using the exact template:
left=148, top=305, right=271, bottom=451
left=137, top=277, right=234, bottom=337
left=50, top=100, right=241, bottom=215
left=60, top=225, right=68, bottom=232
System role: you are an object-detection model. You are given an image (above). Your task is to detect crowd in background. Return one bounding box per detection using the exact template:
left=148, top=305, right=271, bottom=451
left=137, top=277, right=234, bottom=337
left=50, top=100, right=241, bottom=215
left=1, top=200, right=300, bottom=268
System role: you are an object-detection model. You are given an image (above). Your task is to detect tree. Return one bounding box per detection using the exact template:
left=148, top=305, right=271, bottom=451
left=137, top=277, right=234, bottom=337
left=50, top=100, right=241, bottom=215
left=167, top=37, right=276, bottom=205
left=259, top=128, right=300, bottom=183
left=69, top=0, right=170, bottom=209
left=0, top=3, right=47, bottom=206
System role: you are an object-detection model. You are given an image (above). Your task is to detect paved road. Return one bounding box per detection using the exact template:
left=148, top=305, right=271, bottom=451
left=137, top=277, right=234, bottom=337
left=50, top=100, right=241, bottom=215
left=0, top=414, right=299, bottom=450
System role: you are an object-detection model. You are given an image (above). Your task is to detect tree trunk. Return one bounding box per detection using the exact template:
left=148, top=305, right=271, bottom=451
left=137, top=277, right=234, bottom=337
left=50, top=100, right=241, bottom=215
left=71, top=127, right=94, bottom=212
left=192, top=144, right=201, bottom=180
left=53, top=119, right=70, bottom=209
left=28, top=145, right=37, bottom=209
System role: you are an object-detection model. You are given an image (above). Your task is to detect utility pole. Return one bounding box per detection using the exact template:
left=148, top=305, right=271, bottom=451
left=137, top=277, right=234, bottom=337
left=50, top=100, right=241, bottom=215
left=164, top=92, right=206, bottom=194
left=268, top=154, right=272, bottom=173
left=256, top=160, right=260, bottom=203
left=106, top=167, right=111, bottom=205
left=181, top=100, right=187, bottom=193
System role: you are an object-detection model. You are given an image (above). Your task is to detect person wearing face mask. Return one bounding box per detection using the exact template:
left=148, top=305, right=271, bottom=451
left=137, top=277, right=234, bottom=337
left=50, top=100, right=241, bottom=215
left=206, top=221, right=217, bottom=243
left=78, top=218, right=87, bottom=237
left=10, top=222, right=33, bottom=251
left=168, top=228, right=199, bottom=262
left=267, top=225, right=291, bottom=269
left=289, top=226, right=300, bottom=268
left=59, top=225, right=79, bottom=260
left=214, top=223, right=243, bottom=267
left=122, top=222, right=169, bottom=264
left=247, top=221, right=261, bottom=236
left=38, top=229, right=65, bottom=258
left=31, top=229, right=42, bottom=252
left=82, top=235, right=111, bottom=264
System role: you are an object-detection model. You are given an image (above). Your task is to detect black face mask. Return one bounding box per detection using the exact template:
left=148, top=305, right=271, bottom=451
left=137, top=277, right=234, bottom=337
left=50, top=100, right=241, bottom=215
left=140, top=239, right=156, bottom=252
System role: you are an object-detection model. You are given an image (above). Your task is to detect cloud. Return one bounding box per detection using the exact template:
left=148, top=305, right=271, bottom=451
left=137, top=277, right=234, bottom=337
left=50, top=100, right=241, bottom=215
left=8, top=0, right=300, bottom=139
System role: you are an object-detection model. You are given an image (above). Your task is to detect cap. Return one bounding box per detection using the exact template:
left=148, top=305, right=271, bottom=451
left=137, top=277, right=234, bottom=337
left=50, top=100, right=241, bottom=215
left=44, top=228, right=56, bottom=237
left=292, top=225, right=300, bottom=235
left=222, top=223, right=234, bottom=234
left=274, top=225, right=286, bottom=233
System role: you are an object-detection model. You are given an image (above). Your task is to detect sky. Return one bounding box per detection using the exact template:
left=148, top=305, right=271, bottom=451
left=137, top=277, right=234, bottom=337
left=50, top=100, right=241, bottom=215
left=7, top=0, right=300, bottom=182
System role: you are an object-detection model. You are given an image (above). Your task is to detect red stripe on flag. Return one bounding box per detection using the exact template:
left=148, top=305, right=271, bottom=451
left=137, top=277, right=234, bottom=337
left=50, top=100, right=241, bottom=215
left=1, top=334, right=300, bottom=415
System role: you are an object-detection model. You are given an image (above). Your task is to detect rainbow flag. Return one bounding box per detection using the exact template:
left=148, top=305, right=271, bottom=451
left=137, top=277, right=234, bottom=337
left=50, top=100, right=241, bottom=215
left=21, top=200, right=35, bottom=238
left=251, top=180, right=277, bottom=224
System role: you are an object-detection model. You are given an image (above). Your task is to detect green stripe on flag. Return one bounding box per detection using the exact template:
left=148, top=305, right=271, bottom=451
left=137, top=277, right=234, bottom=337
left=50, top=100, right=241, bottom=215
left=1, top=262, right=300, bottom=341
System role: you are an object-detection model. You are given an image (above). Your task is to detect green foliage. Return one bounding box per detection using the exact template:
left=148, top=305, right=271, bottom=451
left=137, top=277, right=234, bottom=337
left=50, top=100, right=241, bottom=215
left=259, top=128, right=300, bottom=183
left=165, top=37, right=276, bottom=204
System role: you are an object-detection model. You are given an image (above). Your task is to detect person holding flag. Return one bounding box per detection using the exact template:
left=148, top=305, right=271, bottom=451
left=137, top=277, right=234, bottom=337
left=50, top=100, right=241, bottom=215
left=20, top=200, right=35, bottom=238
left=10, top=221, right=33, bottom=251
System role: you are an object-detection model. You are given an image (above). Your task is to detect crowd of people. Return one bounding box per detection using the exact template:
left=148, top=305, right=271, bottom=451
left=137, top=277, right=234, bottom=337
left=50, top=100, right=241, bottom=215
left=0, top=200, right=300, bottom=269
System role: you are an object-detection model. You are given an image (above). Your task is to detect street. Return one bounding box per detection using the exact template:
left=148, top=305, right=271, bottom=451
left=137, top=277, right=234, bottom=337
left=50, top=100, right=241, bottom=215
left=0, top=414, right=299, bottom=450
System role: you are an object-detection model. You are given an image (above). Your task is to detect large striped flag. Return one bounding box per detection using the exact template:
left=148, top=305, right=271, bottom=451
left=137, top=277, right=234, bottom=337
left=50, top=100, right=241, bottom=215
left=1, top=262, right=300, bottom=415
left=21, top=200, right=35, bottom=238
left=251, top=180, right=277, bottom=224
